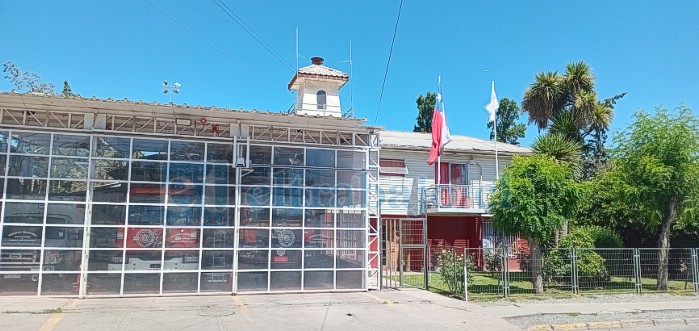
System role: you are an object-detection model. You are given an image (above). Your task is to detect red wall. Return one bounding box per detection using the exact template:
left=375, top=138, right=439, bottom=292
left=426, top=216, right=482, bottom=249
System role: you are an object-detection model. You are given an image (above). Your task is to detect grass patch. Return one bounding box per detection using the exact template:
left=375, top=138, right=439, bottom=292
left=40, top=308, right=62, bottom=314
left=4, top=307, right=62, bottom=314
left=387, top=271, right=696, bottom=301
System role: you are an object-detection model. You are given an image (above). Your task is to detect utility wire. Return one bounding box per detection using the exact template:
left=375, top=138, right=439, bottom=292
left=373, top=0, right=404, bottom=125
left=142, top=0, right=277, bottom=90
left=212, top=0, right=296, bottom=72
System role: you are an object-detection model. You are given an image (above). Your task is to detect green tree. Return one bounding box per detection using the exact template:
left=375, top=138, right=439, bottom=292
left=532, top=132, right=582, bottom=169
left=521, top=62, right=624, bottom=179
left=489, top=155, right=578, bottom=293
left=575, top=168, right=655, bottom=247
left=610, top=105, right=699, bottom=291
left=61, top=80, right=74, bottom=97
left=487, top=97, right=526, bottom=145
left=2, top=61, right=54, bottom=93
left=413, top=92, right=437, bottom=133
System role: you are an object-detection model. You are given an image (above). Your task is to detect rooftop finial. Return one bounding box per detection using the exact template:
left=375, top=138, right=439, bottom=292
left=311, top=57, right=324, bottom=65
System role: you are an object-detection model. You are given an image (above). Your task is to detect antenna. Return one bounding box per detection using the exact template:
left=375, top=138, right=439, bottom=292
left=349, top=39, right=354, bottom=117
left=342, top=40, right=355, bottom=118
left=291, top=27, right=299, bottom=113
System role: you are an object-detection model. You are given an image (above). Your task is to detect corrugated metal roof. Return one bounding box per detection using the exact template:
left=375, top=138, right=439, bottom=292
left=0, top=92, right=377, bottom=131
left=379, top=130, right=531, bottom=155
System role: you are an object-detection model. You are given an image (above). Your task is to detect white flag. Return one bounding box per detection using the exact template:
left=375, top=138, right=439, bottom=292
left=441, top=102, right=452, bottom=150
left=484, top=81, right=499, bottom=123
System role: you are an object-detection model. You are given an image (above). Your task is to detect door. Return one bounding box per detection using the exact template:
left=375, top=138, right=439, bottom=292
left=380, top=218, right=426, bottom=288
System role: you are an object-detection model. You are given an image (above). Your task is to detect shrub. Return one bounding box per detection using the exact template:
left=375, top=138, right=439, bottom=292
left=577, top=225, right=623, bottom=248
left=542, top=231, right=608, bottom=285
left=436, top=248, right=475, bottom=295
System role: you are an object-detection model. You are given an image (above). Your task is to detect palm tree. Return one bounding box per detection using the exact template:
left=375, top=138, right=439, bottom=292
left=522, top=71, right=565, bottom=130
left=522, top=62, right=600, bottom=134
left=588, top=102, right=614, bottom=134
left=549, top=112, right=583, bottom=145
left=563, top=61, right=595, bottom=99
left=522, top=62, right=625, bottom=178
left=532, top=132, right=582, bottom=169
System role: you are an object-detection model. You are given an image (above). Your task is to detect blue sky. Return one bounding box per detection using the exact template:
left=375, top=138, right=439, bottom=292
left=1, top=1, right=697, bottom=146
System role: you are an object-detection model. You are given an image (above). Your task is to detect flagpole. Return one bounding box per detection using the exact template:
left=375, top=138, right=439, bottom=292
left=436, top=76, right=442, bottom=200
left=494, top=115, right=499, bottom=179
left=485, top=81, right=500, bottom=180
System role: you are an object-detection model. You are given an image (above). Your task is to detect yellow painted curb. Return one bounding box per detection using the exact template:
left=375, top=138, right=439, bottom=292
left=551, top=323, right=587, bottom=330
left=38, top=299, right=80, bottom=331
left=586, top=321, right=622, bottom=329
left=527, top=325, right=552, bottom=331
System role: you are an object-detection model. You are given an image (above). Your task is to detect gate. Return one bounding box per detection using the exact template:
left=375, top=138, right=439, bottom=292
left=381, top=218, right=427, bottom=288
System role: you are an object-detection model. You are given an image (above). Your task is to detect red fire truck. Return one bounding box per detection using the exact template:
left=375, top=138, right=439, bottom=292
left=1, top=214, right=82, bottom=281
left=106, top=227, right=200, bottom=271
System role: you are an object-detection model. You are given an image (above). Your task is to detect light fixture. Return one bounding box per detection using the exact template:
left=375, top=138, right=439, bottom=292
left=163, top=81, right=181, bottom=103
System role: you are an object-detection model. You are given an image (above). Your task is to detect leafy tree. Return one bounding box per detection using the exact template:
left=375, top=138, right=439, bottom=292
left=532, top=131, right=583, bottom=244
left=521, top=62, right=624, bottom=179
left=611, top=105, right=699, bottom=291
left=487, top=97, right=526, bottom=145
left=575, top=170, right=655, bottom=247
left=490, top=155, right=578, bottom=293
left=413, top=92, right=437, bottom=133
left=61, top=80, right=74, bottom=97
left=2, top=61, right=54, bottom=94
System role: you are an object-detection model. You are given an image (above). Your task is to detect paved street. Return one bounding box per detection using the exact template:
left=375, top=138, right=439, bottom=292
left=0, top=289, right=520, bottom=331
left=3, top=289, right=699, bottom=330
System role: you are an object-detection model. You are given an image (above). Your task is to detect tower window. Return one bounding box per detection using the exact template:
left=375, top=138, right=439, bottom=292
left=316, top=90, right=327, bottom=110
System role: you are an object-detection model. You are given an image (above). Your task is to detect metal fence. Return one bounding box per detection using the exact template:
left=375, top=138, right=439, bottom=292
left=417, top=246, right=699, bottom=300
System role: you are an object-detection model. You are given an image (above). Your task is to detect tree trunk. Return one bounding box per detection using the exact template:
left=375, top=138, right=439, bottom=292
left=657, top=196, right=678, bottom=292
left=556, top=221, right=569, bottom=246
left=529, top=237, right=545, bottom=294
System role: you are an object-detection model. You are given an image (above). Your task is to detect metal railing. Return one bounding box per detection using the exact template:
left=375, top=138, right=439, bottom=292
left=416, top=246, right=699, bottom=300
left=423, top=184, right=495, bottom=211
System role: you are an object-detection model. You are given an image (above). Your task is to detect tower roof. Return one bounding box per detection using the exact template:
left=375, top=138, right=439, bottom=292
left=288, top=57, right=348, bottom=90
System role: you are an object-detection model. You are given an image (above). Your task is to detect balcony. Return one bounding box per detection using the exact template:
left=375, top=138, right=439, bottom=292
left=423, top=184, right=495, bottom=215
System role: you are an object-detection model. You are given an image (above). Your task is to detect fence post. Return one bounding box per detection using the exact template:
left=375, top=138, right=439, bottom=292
left=634, top=248, right=642, bottom=294
left=692, top=248, right=699, bottom=293
left=453, top=249, right=458, bottom=297
left=464, top=247, right=468, bottom=301
left=571, top=248, right=578, bottom=294
left=422, top=245, right=431, bottom=290
left=501, top=248, right=509, bottom=299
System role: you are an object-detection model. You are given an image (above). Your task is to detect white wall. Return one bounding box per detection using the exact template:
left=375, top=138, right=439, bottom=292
left=295, top=81, right=342, bottom=117
left=379, top=149, right=514, bottom=216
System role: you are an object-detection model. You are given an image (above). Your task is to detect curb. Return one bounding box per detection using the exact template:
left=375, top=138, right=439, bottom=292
left=527, top=317, right=699, bottom=330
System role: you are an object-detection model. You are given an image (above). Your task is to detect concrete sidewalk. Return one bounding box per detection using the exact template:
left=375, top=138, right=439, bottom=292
left=477, top=299, right=699, bottom=319
left=472, top=296, right=699, bottom=330
left=0, top=289, right=520, bottom=331
left=3, top=290, right=698, bottom=330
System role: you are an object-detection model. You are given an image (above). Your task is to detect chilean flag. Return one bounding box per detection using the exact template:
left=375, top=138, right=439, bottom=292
left=427, top=95, right=451, bottom=165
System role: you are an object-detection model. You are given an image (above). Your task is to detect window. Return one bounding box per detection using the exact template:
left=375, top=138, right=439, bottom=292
left=435, top=162, right=467, bottom=184
left=316, top=90, right=326, bottom=110
left=380, top=159, right=407, bottom=177
left=482, top=222, right=519, bottom=257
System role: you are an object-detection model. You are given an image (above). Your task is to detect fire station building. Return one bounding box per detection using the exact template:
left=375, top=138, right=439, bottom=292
left=0, top=57, right=382, bottom=296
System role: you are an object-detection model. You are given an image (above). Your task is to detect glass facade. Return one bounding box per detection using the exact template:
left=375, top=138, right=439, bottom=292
left=0, top=129, right=369, bottom=296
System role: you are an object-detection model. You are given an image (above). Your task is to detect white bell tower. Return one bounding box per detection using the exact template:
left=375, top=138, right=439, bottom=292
left=288, top=57, right=348, bottom=117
